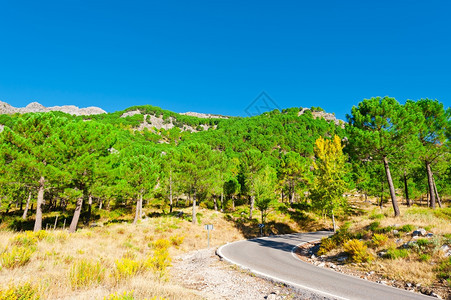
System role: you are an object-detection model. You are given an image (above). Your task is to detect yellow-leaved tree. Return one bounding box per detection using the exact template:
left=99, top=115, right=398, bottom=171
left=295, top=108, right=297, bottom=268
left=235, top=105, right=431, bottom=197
left=310, top=135, right=348, bottom=232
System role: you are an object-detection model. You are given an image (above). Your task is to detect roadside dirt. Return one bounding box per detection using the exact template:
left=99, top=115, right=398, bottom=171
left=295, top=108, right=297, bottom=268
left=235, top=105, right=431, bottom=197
left=295, top=242, right=449, bottom=300
left=171, top=248, right=335, bottom=300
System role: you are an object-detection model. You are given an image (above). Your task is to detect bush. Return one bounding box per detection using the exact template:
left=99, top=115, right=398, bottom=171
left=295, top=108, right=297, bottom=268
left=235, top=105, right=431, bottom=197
left=69, top=259, right=105, bottom=289
left=147, top=239, right=172, bottom=280
left=114, top=258, right=143, bottom=282
left=0, top=246, right=36, bottom=269
left=343, top=239, right=373, bottom=263
left=104, top=291, right=134, bottom=300
left=170, top=235, right=184, bottom=248
left=419, top=253, right=431, bottom=262
left=435, top=257, right=451, bottom=284
left=369, top=221, right=380, bottom=232
left=384, top=248, right=410, bottom=259
left=416, top=238, right=430, bottom=248
left=0, top=282, right=40, bottom=300
left=371, top=234, right=388, bottom=247
left=317, top=237, right=337, bottom=255
left=399, top=224, right=414, bottom=233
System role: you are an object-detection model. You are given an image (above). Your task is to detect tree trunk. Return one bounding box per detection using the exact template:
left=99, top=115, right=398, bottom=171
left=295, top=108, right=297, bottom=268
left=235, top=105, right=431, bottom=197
left=403, top=171, right=411, bottom=207
left=69, top=197, right=84, bottom=233
left=220, top=191, right=224, bottom=212
left=133, top=194, right=142, bottom=225
left=99, top=198, right=103, bottom=210
left=34, top=176, right=45, bottom=232
left=232, top=196, right=235, bottom=210
left=249, top=195, right=255, bottom=220
left=425, top=162, right=436, bottom=209
left=22, top=191, right=31, bottom=220
left=432, top=175, right=442, bottom=208
left=261, top=210, right=264, bottom=224
left=380, top=180, right=384, bottom=208
left=332, top=210, right=336, bottom=233
left=192, top=190, right=197, bottom=224
left=86, top=195, right=92, bottom=225
left=169, top=171, right=173, bottom=213
left=213, top=196, right=218, bottom=211
left=383, top=156, right=400, bottom=217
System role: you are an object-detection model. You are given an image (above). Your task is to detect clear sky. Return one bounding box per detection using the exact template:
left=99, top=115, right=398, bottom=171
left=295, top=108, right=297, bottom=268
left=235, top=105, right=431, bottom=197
left=0, top=1, right=450, bottom=120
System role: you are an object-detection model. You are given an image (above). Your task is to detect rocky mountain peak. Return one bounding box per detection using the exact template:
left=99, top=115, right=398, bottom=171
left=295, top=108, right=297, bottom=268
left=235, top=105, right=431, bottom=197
left=0, top=100, right=106, bottom=116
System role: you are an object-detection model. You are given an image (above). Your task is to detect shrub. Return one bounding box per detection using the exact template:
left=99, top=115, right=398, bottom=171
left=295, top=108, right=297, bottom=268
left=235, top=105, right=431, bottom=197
left=343, top=239, right=373, bottom=263
left=369, top=221, right=380, bottom=232
left=416, top=238, right=430, bottom=248
left=104, top=291, right=135, bottom=300
left=147, top=239, right=172, bottom=280
left=69, top=259, right=105, bottom=289
left=0, top=282, right=40, bottom=300
left=385, top=248, right=410, bottom=259
left=371, top=234, right=388, bottom=247
left=435, top=257, right=451, bottom=284
left=399, top=224, right=414, bottom=233
left=10, top=232, right=38, bottom=247
left=0, top=246, right=36, bottom=269
left=369, top=211, right=384, bottom=220
left=419, top=253, right=431, bottom=262
left=330, top=224, right=354, bottom=246
left=317, top=237, right=337, bottom=255
left=170, top=235, right=184, bottom=248
left=114, top=258, right=142, bottom=281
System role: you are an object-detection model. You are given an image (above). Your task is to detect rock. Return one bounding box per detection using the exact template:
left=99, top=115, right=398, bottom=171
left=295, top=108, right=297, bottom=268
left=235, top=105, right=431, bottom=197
left=318, top=262, right=325, bottom=268
left=395, top=239, right=403, bottom=244
left=430, top=292, right=442, bottom=299
left=311, top=254, right=316, bottom=259
left=266, top=293, right=277, bottom=300
left=329, top=263, right=337, bottom=269
left=0, top=100, right=106, bottom=116
left=378, top=251, right=387, bottom=257
left=393, top=224, right=401, bottom=228
left=426, top=233, right=434, bottom=237
left=405, top=282, right=412, bottom=288
left=412, top=228, right=427, bottom=236
left=337, top=256, right=347, bottom=262
left=392, top=229, right=399, bottom=235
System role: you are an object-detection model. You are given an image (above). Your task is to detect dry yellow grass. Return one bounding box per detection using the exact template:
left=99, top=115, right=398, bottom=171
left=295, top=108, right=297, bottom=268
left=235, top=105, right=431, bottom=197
left=0, top=207, right=245, bottom=299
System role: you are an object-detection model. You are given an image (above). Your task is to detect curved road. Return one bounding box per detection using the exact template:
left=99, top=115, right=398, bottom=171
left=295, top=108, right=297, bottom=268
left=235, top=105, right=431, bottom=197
left=217, top=232, right=431, bottom=300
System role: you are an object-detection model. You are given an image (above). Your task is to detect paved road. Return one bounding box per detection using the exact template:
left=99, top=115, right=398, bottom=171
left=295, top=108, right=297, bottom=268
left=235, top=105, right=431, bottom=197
left=217, top=232, right=432, bottom=300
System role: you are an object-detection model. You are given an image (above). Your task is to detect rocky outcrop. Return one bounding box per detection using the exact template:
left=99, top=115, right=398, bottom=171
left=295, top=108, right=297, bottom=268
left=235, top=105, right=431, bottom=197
left=298, top=107, right=344, bottom=126
left=180, top=112, right=229, bottom=119
left=0, top=100, right=106, bottom=116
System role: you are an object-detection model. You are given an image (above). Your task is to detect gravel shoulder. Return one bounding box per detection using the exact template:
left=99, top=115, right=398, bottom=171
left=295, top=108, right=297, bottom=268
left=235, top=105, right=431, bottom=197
left=170, top=248, right=332, bottom=300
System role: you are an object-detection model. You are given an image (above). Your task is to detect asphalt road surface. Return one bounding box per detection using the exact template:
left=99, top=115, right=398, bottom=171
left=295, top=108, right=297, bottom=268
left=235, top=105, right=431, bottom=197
left=217, top=232, right=432, bottom=300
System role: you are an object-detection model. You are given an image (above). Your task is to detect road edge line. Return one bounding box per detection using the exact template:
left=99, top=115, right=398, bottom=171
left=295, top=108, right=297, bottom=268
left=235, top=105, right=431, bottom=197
left=217, top=238, right=348, bottom=300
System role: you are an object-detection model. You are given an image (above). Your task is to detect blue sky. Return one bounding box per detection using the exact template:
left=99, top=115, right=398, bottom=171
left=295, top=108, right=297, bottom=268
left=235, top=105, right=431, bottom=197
left=0, top=1, right=450, bottom=120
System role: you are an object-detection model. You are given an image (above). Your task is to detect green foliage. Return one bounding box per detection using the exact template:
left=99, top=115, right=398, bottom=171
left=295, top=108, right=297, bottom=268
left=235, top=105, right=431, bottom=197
left=419, top=253, right=431, bottom=262
left=310, top=135, right=348, bottom=229
left=317, top=237, right=337, bottom=255
left=0, top=282, right=40, bottom=300
left=0, top=246, right=36, bottom=269
left=384, top=248, right=410, bottom=259
left=69, top=259, right=105, bottom=289
left=343, top=239, right=373, bottom=263
left=368, top=221, right=380, bottom=232
left=435, top=257, right=451, bottom=284
left=399, top=224, right=414, bottom=233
